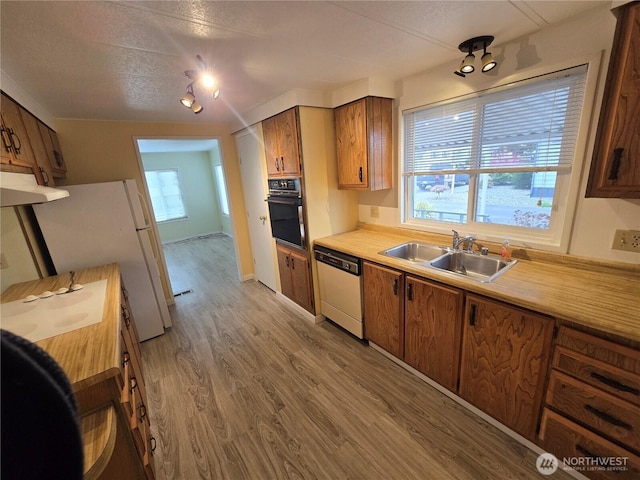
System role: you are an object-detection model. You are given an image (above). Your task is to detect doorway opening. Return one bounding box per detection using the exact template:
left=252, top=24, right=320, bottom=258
left=135, top=138, right=234, bottom=297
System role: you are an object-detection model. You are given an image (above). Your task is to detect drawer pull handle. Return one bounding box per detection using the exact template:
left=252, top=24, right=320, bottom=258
left=138, top=403, right=147, bottom=422
left=130, top=376, right=138, bottom=393
left=149, top=435, right=157, bottom=454
left=590, top=372, right=640, bottom=396
left=584, top=404, right=632, bottom=430
left=575, top=444, right=598, bottom=459
left=122, top=352, right=130, bottom=366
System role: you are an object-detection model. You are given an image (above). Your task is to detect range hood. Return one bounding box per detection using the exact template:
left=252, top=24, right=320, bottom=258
left=0, top=172, right=69, bottom=207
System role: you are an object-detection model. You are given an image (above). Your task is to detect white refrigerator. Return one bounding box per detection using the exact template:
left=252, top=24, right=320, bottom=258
left=33, top=180, right=171, bottom=341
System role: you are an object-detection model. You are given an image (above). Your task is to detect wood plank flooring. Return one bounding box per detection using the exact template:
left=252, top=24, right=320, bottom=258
left=143, top=235, right=572, bottom=480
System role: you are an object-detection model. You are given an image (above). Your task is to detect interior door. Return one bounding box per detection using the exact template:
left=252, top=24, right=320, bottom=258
left=236, top=127, right=277, bottom=291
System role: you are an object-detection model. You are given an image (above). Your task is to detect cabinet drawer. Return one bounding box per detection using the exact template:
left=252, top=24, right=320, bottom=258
left=552, top=346, right=640, bottom=406
left=130, top=387, right=147, bottom=458
left=556, top=327, right=640, bottom=374
left=546, top=370, right=640, bottom=452
left=539, top=409, right=640, bottom=480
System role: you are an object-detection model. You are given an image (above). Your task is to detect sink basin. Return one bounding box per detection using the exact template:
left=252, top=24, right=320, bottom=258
left=429, top=251, right=516, bottom=282
left=381, top=242, right=449, bottom=263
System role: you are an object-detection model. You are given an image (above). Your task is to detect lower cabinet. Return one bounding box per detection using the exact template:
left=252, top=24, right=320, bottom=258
left=459, top=294, right=554, bottom=440
left=539, top=327, right=640, bottom=479
left=363, top=262, right=404, bottom=358
left=363, top=261, right=463, bottom=392
left=276, top=243, right=313, bottom=313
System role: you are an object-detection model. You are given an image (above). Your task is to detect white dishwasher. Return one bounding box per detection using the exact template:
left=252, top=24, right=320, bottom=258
left=314, top=245, right=364, bottom=339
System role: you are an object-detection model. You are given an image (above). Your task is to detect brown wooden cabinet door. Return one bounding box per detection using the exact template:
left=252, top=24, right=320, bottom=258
left=263, top=108, right=301, bottom=177
left=367, top=96, right=392, bottom=191
left=335, top=98, right=368, bottom=188
left=404, top=276, right=463, bottom=392
left=363, top=261, right=404, bottom=358
left=276, top=244, right=294, bottom=299
left=276, top=108, right=300, bottom=176
left=586, top=2, right=640, bottom=198
left=289, top=249, right=312, bottom=312
left=47, top=128, right=67, bottom=176
left=263, top=115, right=281, bottom=176
left=0, top=93, right=43, bottom=183
left=18, top=107, right=55, bottom=185
left=459, top=294, right=554, bottom=440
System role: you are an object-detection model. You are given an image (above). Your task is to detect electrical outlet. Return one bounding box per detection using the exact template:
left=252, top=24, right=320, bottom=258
left=370, top=206, right=380, bottom=218
left=611, top=229, right=640, bottom=253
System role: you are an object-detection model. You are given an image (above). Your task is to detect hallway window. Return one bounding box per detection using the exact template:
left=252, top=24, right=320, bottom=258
left=145, top=169, right=187, bottom=222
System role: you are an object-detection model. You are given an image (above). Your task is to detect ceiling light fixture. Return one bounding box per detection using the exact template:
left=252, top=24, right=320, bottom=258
left=453, top=36, right=497, bottom=77
left=179, top=55, right=221, bottom=114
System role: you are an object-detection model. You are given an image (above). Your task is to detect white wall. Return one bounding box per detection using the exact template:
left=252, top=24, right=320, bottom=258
left=141, top=151, right=222, bottom=244
left=208, top=146, right=233, bottom=236
left=359, top=5, right=640, bottom=263
left=0, top=207, right=39, bottom=291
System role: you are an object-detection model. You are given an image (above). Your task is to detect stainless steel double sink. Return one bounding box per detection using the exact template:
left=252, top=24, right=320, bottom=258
left=380, top=241, right=516, bottom=282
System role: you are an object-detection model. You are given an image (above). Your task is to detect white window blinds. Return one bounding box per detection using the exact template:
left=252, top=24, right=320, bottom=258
left=403, top=65, right=587, bottom=176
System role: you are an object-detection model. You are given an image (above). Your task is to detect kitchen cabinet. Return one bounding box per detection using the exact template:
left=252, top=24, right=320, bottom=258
left=363, top=261, right=463, bottom=391
left=586, top=2, right=640, bottom=198
left=38, top=121, right=67, bottom=177
left=363, top=261, right=404, bottom=358
left=539, top=327, right=640, bottom=478
left=458, top=294, right=554, bottom=440
left=0, top=92, right=45, bottom=184
left=263, top=107, right=301, bottom=177
left=335, top=96, right=392, bottom=191
left=404, top=275, right=463, bottom=392
left=18, top=106, right=56, bottom=185
left=0, top=265, right=156, bottom=479
left=276, top=243, right=313, bottom=313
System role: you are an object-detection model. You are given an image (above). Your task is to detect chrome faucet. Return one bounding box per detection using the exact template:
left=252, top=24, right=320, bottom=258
left=452, top=230, right=476, bottom=252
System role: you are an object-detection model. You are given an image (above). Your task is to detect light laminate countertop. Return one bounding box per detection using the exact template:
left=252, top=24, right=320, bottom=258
left=314, top=226, right=640, bottom=343
left=1, top=264, right=122, bottom=479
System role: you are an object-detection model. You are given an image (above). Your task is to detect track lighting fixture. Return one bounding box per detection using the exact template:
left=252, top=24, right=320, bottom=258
left=453, top=36, right=497, bottom=77
left=179, top=55, right=221, bottom=114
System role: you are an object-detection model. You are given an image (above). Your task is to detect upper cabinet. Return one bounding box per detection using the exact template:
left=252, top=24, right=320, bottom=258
left=1, top=92, right=45, bottom=185
left=37, top=122, right=67, bottom=178
left=586, top=2, right=640, bottom=198
left=335, top=96, right=392, bottom=191
left=263, top=107, right=301, bottom=177
left=1, top=91, right=67, bottom=184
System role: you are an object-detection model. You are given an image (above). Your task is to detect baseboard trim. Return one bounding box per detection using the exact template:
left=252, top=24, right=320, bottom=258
left=275, top=292, right=316, bottom=323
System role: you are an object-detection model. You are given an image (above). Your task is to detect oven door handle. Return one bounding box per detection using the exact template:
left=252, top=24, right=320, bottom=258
left=266, top=196, right=302, bottom=205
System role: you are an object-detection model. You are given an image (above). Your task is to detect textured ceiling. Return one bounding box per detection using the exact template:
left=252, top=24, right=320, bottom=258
left=0, top=1, right=609, bottom=127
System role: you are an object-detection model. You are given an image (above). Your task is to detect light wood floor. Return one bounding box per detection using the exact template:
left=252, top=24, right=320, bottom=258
left=143, top=235, right=571, bottom=480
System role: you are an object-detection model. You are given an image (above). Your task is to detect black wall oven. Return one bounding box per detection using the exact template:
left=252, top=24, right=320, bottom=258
left=266, top=178, right=305, bottom=248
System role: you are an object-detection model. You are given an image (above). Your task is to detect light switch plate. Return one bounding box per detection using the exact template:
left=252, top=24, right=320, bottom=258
left=611, top=229, right=640, bottom=253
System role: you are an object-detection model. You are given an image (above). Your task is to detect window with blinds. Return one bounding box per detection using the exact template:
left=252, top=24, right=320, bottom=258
left=145, top=169, right=187, bottom=222
left=403, top=65, right=587, bottom=230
